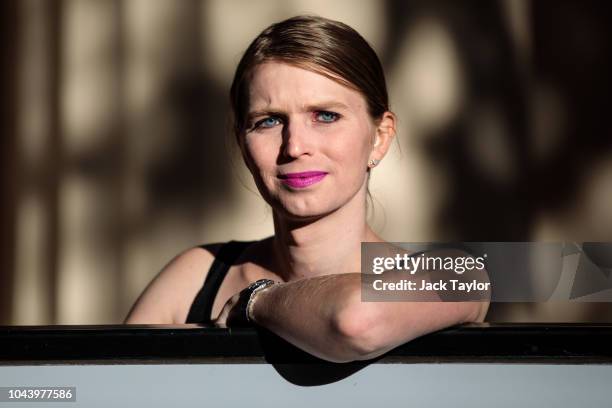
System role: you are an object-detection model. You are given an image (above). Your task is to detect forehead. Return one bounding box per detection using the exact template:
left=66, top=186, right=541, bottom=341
left=248, top=62, right=367, bottom=111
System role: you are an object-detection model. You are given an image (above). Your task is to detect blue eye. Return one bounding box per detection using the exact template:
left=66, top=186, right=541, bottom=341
left=257, top=117, right=281, bottom=129
left=315, top=111, right=339, bottom=123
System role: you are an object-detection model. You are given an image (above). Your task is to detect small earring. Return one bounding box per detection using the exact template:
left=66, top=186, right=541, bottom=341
left=368, top=158, right=380, bottom=168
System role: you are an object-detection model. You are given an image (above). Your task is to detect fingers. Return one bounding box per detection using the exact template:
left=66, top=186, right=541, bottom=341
left=212, top=291, right=242, bottom=328
left=212, top=318, right=227, bottom=328
left=212, top=312, right=228, bottom=328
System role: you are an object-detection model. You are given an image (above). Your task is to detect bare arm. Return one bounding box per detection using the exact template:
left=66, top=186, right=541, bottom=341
left=124, top=247, right=215, bottom=324
left=246, top=273, right=488, bottom=363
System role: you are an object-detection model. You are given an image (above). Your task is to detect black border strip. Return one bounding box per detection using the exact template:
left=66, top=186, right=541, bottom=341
left=1, top=323, right=611, bottom=365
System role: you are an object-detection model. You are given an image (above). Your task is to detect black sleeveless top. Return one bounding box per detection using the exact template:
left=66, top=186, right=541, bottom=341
left=185, top=240, right=254, bottom=324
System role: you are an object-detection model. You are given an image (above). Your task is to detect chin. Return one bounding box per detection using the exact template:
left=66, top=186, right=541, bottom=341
left=273, top=196, right=339, bottom=221
left=277, top=203, right=330, bottom=221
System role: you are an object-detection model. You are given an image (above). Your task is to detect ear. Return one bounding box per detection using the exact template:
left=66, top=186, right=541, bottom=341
left=369, top=111, right=396, bottom=165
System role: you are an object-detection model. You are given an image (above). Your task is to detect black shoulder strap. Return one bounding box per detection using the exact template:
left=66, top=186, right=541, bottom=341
left=185, top=241, right=253, bottom=324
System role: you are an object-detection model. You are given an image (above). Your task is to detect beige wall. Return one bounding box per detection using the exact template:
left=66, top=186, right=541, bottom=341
left=5, top=0, right=612, bottom=324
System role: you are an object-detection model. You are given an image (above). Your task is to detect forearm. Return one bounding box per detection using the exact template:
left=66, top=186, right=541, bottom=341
left=249, top=272, right=484, bottom=363
left=250, top=273, right=366, bottom=363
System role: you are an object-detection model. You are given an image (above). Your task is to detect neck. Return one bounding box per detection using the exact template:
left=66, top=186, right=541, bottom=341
left=271, top=184, right=382, bottom=281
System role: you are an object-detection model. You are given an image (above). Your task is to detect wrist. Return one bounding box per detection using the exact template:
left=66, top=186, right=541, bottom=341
left=245, top=279, right=276, bottom=324
left=247, top=281, right=277, bottom=324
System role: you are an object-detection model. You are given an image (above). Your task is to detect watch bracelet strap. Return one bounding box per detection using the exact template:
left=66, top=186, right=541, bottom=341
left=246, top=279, right=276, bottom=323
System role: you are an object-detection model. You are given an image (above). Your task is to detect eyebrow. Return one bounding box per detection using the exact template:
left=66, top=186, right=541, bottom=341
left=247, top=100, right=351, bottom=121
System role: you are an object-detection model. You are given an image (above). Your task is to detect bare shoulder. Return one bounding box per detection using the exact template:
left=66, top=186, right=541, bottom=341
left=124, top=243, right=222, bottom=324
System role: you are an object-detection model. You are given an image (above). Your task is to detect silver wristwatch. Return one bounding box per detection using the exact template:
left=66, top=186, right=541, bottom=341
left=245, top=279, right=276, bottom=323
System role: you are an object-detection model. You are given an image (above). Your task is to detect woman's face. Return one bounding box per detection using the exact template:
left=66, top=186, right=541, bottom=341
left=241, top=62, right=381, bottom=220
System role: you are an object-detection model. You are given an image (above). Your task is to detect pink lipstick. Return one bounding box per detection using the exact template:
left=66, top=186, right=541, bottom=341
left=278, top=171, right=328, bottom=189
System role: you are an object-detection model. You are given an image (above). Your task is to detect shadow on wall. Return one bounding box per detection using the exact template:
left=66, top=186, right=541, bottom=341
left=383, top=0, right=531, bottom=241
left=4, top=0, right=612, bottom=325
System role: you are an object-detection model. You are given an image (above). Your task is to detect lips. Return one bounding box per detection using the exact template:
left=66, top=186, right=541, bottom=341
left=278, top=171, right=328, bottom=189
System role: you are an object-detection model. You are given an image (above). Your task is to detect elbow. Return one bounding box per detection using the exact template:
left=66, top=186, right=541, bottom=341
left=467, top=301, right=489, bottom=323
left=331, top=302, right=387, bottom=362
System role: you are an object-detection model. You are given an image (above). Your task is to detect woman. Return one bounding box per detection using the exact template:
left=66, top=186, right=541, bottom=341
left=125, top=15, right=489, bottom=363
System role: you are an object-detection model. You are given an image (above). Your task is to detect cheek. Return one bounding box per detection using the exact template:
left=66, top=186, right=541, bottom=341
left=244, top=135, right=281, bottom=174
left=327, top=122, right=373, bottom=168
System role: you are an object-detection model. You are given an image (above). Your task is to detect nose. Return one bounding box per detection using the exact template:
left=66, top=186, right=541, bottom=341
left=281, top=118, right=314, bottom=160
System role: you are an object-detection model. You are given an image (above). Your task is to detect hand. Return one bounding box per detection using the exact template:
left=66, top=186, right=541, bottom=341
left=211, top=289, right=249, bottom=328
